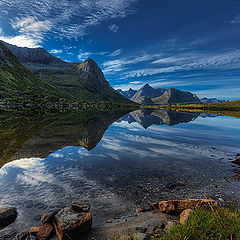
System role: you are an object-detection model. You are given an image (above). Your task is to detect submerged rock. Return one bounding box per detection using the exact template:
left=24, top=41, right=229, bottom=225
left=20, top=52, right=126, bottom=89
left=54, top=206, right=92, bottom=240
left=0, top=207, right=18, bottom=227
left=158, top=199, right=217, bottom=214
left=16, top=232, right=30, bottom=240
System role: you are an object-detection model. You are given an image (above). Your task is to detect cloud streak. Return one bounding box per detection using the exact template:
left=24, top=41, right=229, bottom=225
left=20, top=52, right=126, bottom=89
left=0, top=0, right=139, bottom=47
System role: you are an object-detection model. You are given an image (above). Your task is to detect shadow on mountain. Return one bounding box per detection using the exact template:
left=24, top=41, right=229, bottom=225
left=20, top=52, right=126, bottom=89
left=118, top=109, right=199, bottom=128
left=0, top=109, right=131, bottom=167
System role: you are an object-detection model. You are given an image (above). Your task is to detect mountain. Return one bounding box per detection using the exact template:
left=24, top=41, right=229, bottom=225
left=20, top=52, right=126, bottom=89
left=200, top=97, right=226, bottom=104
left=118, top=83, right=200, bottom=105
left=131, top=96, right=154, bottom=105
left=0, top=41, right=63, bottom=101
left=131, top=83, right=166, bottom=100
left=152, top=88, right=200, bottom=105
left=117, top=88, right=137, bottom=99
left=1, top=41, right=132, bottom=104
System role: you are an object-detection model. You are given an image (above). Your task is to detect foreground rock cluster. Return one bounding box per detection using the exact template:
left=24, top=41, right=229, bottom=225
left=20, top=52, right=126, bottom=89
left=17, top=200, right=92, bottom=240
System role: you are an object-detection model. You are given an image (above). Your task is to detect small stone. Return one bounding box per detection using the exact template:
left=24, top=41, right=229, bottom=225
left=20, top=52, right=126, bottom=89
left=218, top=198, right=224, bottom=202
left=16, top=232, right=30, bottom=240
left=41, top=210, right=59, bottom=224
left=136, top=208, right=144, bottom=213
left=164, top=221, right=175, bottom=232
left=176, top=181, right=186, bottom=187
left=133, top=233, right=149, bottom=240
left=70, top=200, right=91, bottom=213
left=34, top=215, right=41, bottom=221
left=237, top=153, right=240, bottom=156
left=232, top=158, right=240, bottom=166
left=0, top=207, right=18, bottom=227
left=106, top=220, right=112, bottom=223
left=180, top=209, right=192, bottom=224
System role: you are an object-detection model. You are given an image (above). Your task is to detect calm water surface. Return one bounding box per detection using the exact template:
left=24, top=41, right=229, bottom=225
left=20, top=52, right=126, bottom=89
left=0, top=109, right=240, bottom=236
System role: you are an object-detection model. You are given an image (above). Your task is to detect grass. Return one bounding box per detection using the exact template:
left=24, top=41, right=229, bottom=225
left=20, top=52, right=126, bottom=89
left=157, top=204, right=240, bottom=240
left=142, top=100, right=240, bottom=118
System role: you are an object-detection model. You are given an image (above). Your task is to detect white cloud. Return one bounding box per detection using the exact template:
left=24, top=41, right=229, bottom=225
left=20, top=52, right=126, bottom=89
left=0, top=0, right=139, bottom=46
left=49, top=49, right=63, bottom=54
left=230, top=14, right=240, bottom=24
left=109, top=49, right=122, bottom=57
left=108, top=24, right=120, bottom=33
left=78, top=50, right=108, bottom=61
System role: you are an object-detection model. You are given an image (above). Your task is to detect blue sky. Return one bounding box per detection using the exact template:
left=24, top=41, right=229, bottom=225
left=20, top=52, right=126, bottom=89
left=0, top=0, right=240, bottom=99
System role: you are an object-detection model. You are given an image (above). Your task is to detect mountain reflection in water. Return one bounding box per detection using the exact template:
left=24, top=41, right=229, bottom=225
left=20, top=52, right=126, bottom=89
left=0, top=109, right=201, bottom=168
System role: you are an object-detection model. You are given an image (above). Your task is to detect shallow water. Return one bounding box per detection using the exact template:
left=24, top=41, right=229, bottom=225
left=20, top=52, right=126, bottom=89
left=0, top=109, right=240, bottom=237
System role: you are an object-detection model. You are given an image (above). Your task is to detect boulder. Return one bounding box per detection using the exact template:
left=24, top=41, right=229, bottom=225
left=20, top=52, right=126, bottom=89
left=180, top=209, right=192, bottom=224
left=136, top=208, right=145, bottom=213
left=54, top=207, right=92, bottom=240
left=159, top=199, right=217, bottom=214
left=0, top=207, right=18, bottom=227
left=30, top=224, right=54, bottom=240
left=70, top=200, right=91, bottom=213
left=41, top=210, right=59, bottom=224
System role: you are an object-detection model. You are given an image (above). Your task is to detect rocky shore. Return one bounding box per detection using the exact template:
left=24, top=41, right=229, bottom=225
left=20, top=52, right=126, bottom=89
left=0, top=199, right=218, bottom=240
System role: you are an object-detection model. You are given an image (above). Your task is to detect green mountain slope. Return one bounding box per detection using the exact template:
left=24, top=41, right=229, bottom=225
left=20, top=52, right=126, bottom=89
left=2, top=41, right=132, bottom=104
left=0, top=41, right=68, bottom=101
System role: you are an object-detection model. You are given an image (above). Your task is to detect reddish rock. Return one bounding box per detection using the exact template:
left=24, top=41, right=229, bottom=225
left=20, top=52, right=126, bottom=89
left=159, top=199, right=217, bottom=214
left=136, top=208, right=145, bottom=213
left=180, top=209, right=192, bottom=224
left=41, top=210, right=59, bottom=224
left=30, top=226, right=41, bottom=236
left=54, top=207, right=92, bottom=240
left=37, top=223, right=54, bottom=240
left=0, top=207, right=18, bottom=227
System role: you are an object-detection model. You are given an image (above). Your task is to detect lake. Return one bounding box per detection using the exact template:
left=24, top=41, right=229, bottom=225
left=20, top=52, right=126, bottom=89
left=0, top=109, right=240, bottom=237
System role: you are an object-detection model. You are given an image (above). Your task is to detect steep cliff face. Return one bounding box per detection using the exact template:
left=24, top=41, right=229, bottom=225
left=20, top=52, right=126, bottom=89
left=152, top=88, right=200, bottom=105
left=2, top=41, right=132, bottom=103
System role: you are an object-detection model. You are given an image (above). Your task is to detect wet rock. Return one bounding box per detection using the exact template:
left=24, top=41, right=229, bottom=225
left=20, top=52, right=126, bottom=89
left=36, top=223, right=54, bottom=240
left=54, top=207, right=92, bottom=240
left=167, top=183, right=177, bottom=190
left=139, top=227, right=148, bottom=233
left=41, top=210, right=59, bottom=224
left=16, top=232, right=30, bottom=240
left=136, top=208, right=144, bottom=213
left=70, top=200, right=91, bottom=213
left=159, top=199, right=217, bottom=214
left=236, top=153, right=240, bottom=156
left=133, top=233, right=149, bottom=240
left=180, top=209, right=192, bottom=224
left=30, top=226, right=41, bottom=236
left=106, top=219, right=112, bottom=223
left=0, top=207, right=18, bottom=227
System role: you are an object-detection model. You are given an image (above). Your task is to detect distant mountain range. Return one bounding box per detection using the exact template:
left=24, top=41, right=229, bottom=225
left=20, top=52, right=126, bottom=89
left=200, top=97, right=226, bottom=104
left=117, top=83, right=200, bottom=105
left=0, top=41, right=132, bottom=104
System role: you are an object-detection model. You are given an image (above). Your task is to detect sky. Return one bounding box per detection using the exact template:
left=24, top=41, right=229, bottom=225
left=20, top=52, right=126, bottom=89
left=0, top=0, right=240, bottom=100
